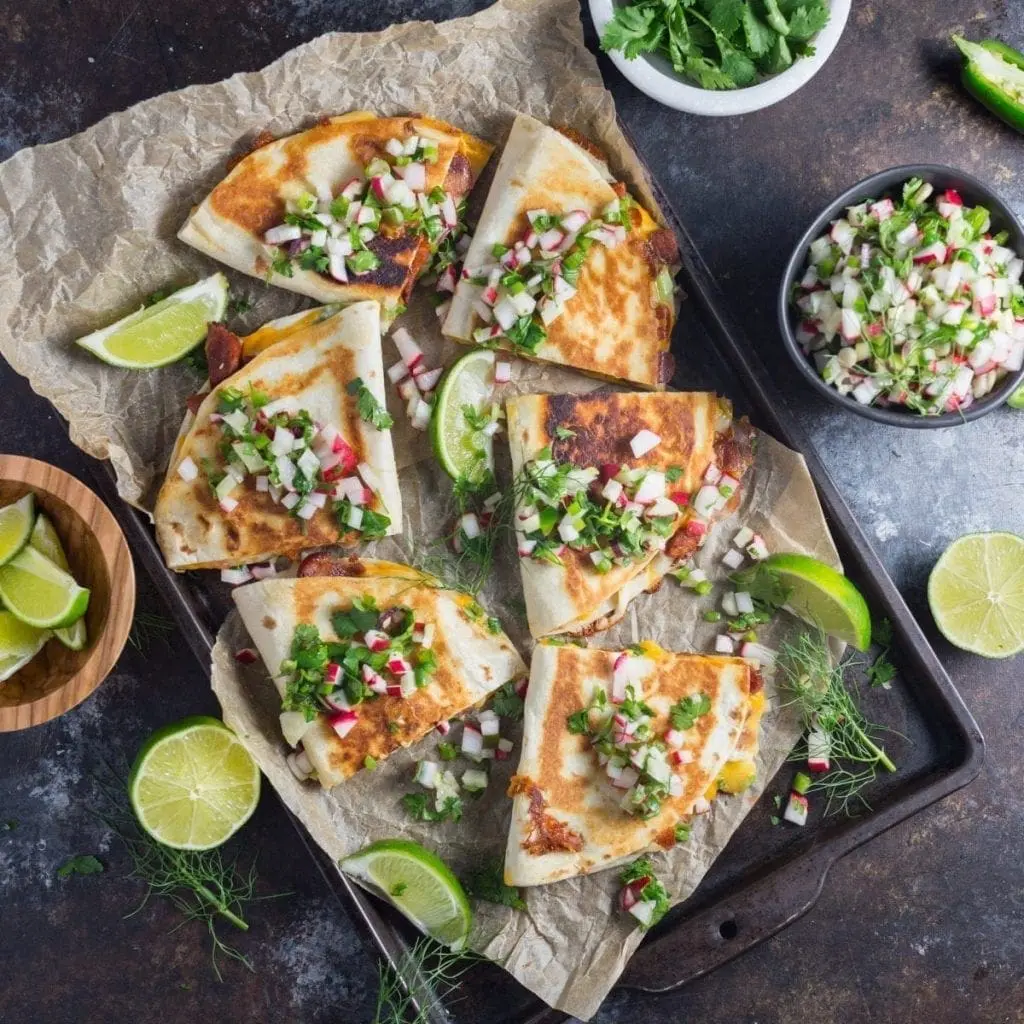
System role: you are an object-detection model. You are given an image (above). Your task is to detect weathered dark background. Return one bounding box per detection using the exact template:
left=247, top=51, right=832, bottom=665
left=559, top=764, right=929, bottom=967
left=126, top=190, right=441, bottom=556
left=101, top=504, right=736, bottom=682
left=1, top=2, right=1022, bottom=1023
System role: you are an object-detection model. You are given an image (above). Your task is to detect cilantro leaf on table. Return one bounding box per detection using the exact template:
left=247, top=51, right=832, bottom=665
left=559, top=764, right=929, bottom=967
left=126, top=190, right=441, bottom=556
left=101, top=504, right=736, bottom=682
left=401, top=793, right=463, bottom=824
left=867, top=655, right=897, bottom=689
left=57, top=854, right=104, bottom=878
left=462, top=861, right=527, bottom=911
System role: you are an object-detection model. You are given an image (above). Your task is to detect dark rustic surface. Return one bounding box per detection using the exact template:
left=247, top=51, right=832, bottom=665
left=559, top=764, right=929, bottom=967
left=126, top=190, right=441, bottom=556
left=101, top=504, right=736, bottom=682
left=1, top=2, right=1022, bottom=1023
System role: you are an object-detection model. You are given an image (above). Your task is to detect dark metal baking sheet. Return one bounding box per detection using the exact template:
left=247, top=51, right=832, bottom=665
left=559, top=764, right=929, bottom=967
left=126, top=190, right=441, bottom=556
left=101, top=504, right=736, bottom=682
left=83, top=159, right=984, bottom=1024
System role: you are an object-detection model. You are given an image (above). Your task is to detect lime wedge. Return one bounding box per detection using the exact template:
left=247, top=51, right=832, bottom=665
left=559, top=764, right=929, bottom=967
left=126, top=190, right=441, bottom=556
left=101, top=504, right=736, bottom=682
left=0, top=494, right=35, bottom=566
left=928, top=532, right=1024, bottom=658
left=430, top=348, right=496, bottom=483
left=1008, top=385, right=1024, bottom=410
left=341, top=839, right=473, bottom=949
left=0, top=609, right=51, bottom=681
left=761, top=552, right=872, bottom=651
left=28, top=514, right=88, bottom=650
left=75, top=273, right=229, bottom=369
left=128, top=716, right=261, bottom=850
left=0, top=546, right=90, bottom=629
left=29, top=513, right=69, bottom=569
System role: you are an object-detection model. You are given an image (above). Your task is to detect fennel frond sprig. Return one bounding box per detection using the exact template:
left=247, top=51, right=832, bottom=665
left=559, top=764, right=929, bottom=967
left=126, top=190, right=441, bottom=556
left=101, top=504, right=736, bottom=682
left=93, top=768, right=289, bottom=981
left=372, top=937, right=478, bottom=1024
left=778, top=632, right=898, bottom=816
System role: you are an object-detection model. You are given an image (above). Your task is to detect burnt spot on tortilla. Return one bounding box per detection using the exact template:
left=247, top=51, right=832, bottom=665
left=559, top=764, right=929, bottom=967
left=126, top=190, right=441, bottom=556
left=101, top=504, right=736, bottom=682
left=225, top=128, right=276, bottom=172
left=262, top=615, right=277, bottom=631
left=361, top=233, right=425, bottom=294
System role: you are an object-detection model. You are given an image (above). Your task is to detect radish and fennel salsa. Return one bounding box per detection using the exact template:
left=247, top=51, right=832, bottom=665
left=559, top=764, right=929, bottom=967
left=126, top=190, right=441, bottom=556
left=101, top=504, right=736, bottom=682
left=792, top=178, right=1024, bottom=414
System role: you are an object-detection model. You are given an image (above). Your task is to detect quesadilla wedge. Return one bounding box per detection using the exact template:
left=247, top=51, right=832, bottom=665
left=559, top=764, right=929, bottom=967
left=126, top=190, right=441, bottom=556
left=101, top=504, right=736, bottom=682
left=443, top=113, right=679, bottom=388
left=506, top=390, right=754, bottom=638
left=232, top=559, right=526, bottom=789
left=155, top=301, right=401, bottom=570
left=179, top=113, right=492, bottom=322
left=504, top=642, right=755, bottom=887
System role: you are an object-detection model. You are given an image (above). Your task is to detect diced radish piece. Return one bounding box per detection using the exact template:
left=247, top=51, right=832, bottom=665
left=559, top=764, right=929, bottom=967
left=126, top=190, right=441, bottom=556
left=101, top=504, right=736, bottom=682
left=345, top=504, right=364, bottom=531
left=489, top=360, right=513, bottom=386
left=722, top=548, right=745, bottom=570
left=895, top=223, right=921, bottom=246
left=665, top=728, right=685, bottom=749
left=400, top=162, right=426, bottom=191
left=807, top=729, right=831, bottom=772
left=721, top=591, right=739, bottom=617
left=634, top=471, right=666, bottom=505
left=281, top=491, right=301, bottom=511
left=392, top=328, right=423, bottom=371
left=627, top=900, right=657, bottom=927
left=329, top=710, right=359, bottom=740
left=840, top=308, right=862, bottom=341
left=264, top=224, right=302, bottom=245
left=516, top=533, right=537, bottom=557
left=733, top=526, right=755, bottom=549
left=462, top=724, right=484, bottom=758
left=324, top=662, right=342, bottom=686
left=397, top=377, right=418, bottom=402
left=416, top=367, right=443, bottom=392
left=629, top=428, right=661, bottom=458
left=783, top=792, right=809, bottom=826
left=437, top=265, right=457, bottom=293
left=740, top=641, right=777, bottom=666
left=869, top=198, right=894, bottom=221
left=176, top=456, right=199, bottom=482
left=415, top=761, right=439, bottom=789
left=830, top=219, right=855, bottom=254
left=913, top=241, right=947, bottom=265
left=387, top=360, right=409, bottom=384
left=363, top=629, right=391, bottom=653
left=734, top=591, right=754, bottom=614
left=714, top=635, right=735, bottom=654
left=440, top=194, right=459, bottom=228
left=685, top=518, right=708, bottom=539
left=459, top=513, right=481, bottom=540
left=560, top=209, right=590, bottom=232
left=411, top=399, right=432, bottom=431
left=692, top=485, right=722, bottom=518
left=703, top=463, right=722, bottom=485
left=387, top=655, right=412, bottom=676
left=435, top=719, right=451, bottom=736
left=220, top=566, right=253, bottom=586
left=601, top=478, right=624, bottom=503
left=746, top=535, right=769, bottom=561
left=611, top=652, right=630, bottom=702
left=612, top=766, right=640, bottom=790
left=250, top=562, right=278, bottom=581
left=557, top=515, right=580, bottom=543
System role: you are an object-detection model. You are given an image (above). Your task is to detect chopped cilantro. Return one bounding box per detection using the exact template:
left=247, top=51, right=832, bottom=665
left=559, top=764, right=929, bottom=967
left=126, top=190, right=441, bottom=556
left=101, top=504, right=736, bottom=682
left=57, top=854, right=104, bottom=878
left=554, top=426, right=577, bottom=441
left=462, top=861, right=526, bottom=911
left=437, top=742, right=459, bottom=762
left=665, top=466, right=684, bottom=483
left=674, top=822, right=691, bottom=843
left=491, top=680, right=525, bottom=722
left=401, top=792, right=463, bottom=824
left=618, top=856, right=670, bottom=930
left=669, top=692, right=711, bottom=730
left=347, top=377, right=394, bottom=430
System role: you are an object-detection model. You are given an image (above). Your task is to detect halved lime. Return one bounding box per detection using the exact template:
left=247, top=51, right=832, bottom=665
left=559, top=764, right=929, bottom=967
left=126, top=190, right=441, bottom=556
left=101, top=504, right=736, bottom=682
left=1008, top=385, right=1024, bottom=410
left=762, top=552, right=872, bottom=651
left=28, top=514, right=88, bottom=650
left=0, top=494, right=35, bottom=566
left=341, top=839, right=473, bottom=949
left=75, top=273, right=229, bottom=369
left=928, top=532, right=1024, bottom=659
left=430, top=348, right=496, bottom=482
left=0, top=610, right=51, bottom=682
left=128, top=716, right=261, bottom=850
left=0, top=546, right=90, bottom=629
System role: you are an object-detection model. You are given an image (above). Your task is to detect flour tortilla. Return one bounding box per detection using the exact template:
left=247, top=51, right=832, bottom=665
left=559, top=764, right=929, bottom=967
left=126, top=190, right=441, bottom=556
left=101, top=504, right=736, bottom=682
left=179, top=112, right=492, bottom=320
left=505, top=642, right=752, bottom=887
left=443, top=113, right=677, bottom=388
left=155, top=301, right=401, bottom=570
left=232, top=561, right=527, bottom=789
left=505, top=390, right=724, bottom=638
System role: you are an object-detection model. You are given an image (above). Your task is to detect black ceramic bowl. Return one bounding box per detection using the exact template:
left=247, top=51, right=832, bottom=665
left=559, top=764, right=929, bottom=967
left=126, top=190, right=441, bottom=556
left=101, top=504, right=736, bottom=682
left=778, top=164, right=1024, bottom=428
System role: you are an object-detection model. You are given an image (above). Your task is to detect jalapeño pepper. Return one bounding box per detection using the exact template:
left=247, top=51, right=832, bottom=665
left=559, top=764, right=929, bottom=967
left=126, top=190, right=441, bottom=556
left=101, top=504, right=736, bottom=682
left=953, top=35, right=1024, bottom=134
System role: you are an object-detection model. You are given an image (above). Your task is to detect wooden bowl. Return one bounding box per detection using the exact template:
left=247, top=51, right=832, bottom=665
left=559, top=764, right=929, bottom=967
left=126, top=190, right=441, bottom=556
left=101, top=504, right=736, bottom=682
left=0, top=456, right=135, bottom=731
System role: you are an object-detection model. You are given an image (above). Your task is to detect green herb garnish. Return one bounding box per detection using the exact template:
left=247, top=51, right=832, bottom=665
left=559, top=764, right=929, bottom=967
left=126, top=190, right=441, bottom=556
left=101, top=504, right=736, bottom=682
left=669, top=692, right=711, bottom=730
left=348, top=377, right=394, bottom=430
left=401, top=792, right=463, bottom=824
left=619, top=856, right=671, bottom=931
left=57, top=854, right=104, bottom=878
left=462, top=860, right=526, bottom=911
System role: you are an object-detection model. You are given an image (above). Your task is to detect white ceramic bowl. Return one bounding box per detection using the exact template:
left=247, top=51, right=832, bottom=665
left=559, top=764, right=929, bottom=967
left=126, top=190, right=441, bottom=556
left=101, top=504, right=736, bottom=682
left=589, top=0, right=852, bottom=116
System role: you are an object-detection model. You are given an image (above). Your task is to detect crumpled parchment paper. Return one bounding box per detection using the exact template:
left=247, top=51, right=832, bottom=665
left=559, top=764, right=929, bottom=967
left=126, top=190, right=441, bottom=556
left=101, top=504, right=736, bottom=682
left=211, top=429, right=841, bottom=1021
left=0, top=0, right=655, bottom=511
left=0, top=0, right=842, bottom=1015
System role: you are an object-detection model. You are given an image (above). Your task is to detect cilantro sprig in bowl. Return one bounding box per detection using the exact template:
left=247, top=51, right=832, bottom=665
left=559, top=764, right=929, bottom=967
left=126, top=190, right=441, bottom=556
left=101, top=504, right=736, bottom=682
left=590, top=0, right=850, bottom=116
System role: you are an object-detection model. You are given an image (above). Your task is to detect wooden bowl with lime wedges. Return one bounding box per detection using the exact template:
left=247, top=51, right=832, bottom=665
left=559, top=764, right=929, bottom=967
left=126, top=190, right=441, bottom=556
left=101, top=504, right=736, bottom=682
left=0, top=455, right=135, bottom=731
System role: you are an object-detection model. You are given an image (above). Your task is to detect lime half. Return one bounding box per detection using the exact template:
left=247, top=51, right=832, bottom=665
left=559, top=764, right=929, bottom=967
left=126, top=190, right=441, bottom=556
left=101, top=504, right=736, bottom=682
left=928, top=532, right=1024, bottom=659
left=0, top=545, right=90, bottom=629
left=341, top=839, right=473, bottom=949
left=430, top=348, right=496, bottom=482
left=0, top=494, right=35, bottom=566
left=75, top=273, right=229, bottom=369
left=762, top=552, right=872, bottom=651
left=28, top=514, right=88, bottom=650
left=0, top=610, right=51, bottom=682
left=129, top=716, right=261, bottom=850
